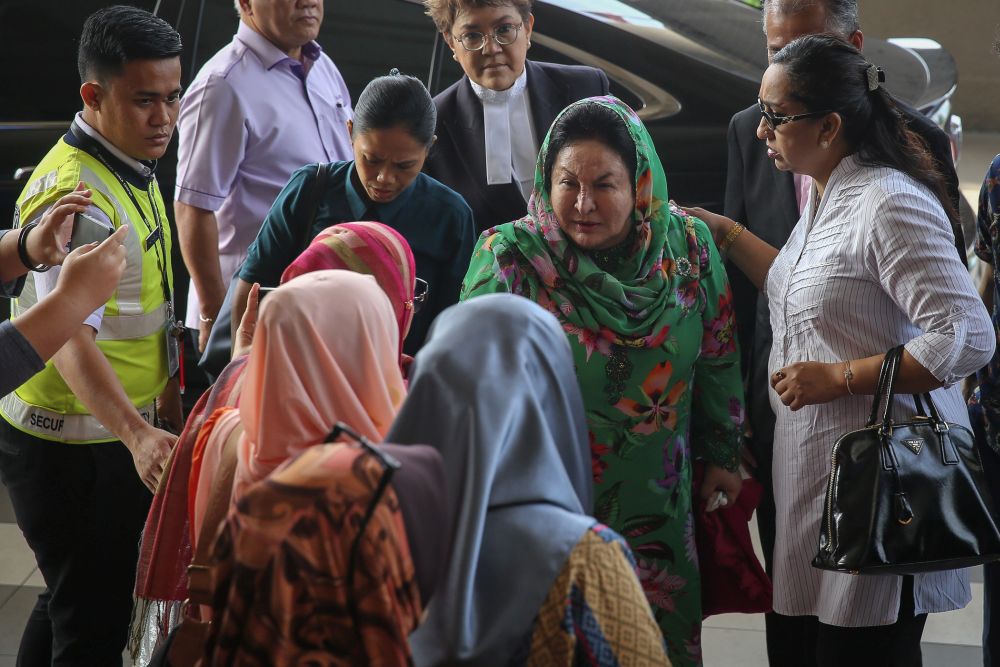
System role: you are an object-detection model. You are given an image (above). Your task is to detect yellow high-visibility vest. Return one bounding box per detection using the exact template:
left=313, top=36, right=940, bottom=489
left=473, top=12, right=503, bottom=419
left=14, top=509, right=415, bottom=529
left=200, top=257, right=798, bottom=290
left=0, top=136, right=173, bottom=443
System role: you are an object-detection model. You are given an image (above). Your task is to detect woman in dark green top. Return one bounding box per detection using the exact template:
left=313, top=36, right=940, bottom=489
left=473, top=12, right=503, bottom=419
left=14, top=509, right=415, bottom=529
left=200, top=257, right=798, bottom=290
left=234, top=72, right=476, bottom=353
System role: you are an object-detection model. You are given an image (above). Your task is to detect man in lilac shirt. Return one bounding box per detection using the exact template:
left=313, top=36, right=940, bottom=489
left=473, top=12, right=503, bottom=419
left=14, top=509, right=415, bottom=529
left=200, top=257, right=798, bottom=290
left=174, top=0, right=353, bottom=349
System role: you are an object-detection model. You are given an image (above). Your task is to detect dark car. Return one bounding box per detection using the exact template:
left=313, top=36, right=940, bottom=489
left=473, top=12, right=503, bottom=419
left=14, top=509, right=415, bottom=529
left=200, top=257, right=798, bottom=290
left=0, top=0, right=437, bottom=313
left=0, top=0, right=968, bottom=315
left=413, top=0, right=965, bottom=213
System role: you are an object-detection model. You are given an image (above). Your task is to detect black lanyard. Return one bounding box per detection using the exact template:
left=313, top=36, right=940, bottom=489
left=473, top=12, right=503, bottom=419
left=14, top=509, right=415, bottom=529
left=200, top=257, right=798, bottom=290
left=90, top=148, right=173, bottom=308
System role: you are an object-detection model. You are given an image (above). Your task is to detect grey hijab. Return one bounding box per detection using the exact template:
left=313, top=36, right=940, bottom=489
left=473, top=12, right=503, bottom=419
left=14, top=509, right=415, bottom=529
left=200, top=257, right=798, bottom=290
left=386, top=293, right=596, bottom=666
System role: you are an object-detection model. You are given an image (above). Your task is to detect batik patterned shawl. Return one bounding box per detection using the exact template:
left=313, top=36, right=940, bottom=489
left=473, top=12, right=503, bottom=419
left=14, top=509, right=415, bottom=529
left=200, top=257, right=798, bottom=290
left=461, top=96, right=744, bottom=667
left=202, top=443, right=423, bottom=666
left=524, top=524, right=671, bottom=666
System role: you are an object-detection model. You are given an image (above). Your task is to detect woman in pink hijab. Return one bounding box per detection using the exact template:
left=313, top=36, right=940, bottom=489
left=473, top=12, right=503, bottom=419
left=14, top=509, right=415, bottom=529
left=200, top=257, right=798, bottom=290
left=236, top=221, right=420, bottom=371
left=190, top=269, right=406, bottom=542
left=131, top=228, right=415, bottom=662
left=280, top=221, right=419, bottom=369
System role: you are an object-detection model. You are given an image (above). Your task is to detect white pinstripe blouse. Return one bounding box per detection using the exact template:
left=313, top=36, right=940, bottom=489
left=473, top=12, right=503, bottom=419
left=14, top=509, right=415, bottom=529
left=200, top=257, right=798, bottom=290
left=765, top=155, right=995, bottom=627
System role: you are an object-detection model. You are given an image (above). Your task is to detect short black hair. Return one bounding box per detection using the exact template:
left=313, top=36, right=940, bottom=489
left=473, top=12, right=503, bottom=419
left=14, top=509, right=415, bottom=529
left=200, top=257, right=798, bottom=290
left=351, top=70, right=437, bottom=146
left=543, top=102, right=638, bottom=194
left=78, top=5, right=182, bottom=84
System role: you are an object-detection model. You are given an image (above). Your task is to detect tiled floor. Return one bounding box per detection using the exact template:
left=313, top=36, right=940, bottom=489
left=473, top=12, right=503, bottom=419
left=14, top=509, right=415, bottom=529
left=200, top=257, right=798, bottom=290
left=2, top=134, right=998, bottom=666
left=0, top=479, right=991, bottom=666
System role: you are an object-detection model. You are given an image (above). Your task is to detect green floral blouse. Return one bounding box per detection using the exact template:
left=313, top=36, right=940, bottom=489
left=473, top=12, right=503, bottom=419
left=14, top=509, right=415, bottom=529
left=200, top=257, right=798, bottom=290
left=460, top=96, right=744, bottom=666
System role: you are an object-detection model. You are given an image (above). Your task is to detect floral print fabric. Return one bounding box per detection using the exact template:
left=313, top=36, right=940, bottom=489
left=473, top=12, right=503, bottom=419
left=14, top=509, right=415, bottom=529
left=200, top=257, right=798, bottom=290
left=461, top=96, right=744, bottom=666
left=970, top=154, right=1000, bottom=452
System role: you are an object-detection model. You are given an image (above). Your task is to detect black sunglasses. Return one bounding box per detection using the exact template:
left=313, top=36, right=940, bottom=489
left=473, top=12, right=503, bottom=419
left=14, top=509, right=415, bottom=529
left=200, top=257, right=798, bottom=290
left=757, top=97, right=833, bottom=131
left=325, top=422, right=401, bottom=624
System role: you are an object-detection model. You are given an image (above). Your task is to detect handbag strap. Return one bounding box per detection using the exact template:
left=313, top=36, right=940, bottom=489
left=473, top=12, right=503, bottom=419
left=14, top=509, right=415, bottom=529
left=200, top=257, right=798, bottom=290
left=913, top=391, right=946, bottom=426
left=186, top=426, right=241, bottom=607
left=868, top=346, right=903, bottom=427
left=295, top=162, right=331, bottom=253
left=875, top=345, right=948, bottom=434
left=879, top=346, right=906, bottom=431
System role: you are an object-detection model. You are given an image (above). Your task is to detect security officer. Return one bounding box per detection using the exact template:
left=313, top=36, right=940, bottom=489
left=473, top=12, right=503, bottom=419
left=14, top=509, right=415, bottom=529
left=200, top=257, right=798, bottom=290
left=0, top=7, right=184, bottom=664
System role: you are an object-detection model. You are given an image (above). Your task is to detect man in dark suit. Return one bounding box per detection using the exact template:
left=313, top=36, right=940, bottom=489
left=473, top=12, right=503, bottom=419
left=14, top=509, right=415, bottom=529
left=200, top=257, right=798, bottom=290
left=422, top=2, right=608, bottom=234
left=724, top=0, right=963, bottom=663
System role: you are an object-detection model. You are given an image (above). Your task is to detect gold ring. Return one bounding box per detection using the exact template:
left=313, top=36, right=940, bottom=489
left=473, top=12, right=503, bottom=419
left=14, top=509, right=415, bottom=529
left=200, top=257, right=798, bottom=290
left=774, top=370, right=786, bottom=380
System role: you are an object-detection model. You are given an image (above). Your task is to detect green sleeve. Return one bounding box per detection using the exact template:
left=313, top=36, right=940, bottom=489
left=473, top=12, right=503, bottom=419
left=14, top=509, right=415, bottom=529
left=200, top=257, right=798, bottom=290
left=239, top=166, right=314, bottom=287
left=690, top=219, right=745, bottom=472
left=460, top=232, right=514, bottom=301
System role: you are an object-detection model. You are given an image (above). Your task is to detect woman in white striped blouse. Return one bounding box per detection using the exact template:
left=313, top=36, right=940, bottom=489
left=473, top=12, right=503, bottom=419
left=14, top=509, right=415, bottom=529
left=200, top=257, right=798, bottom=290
left=688, top=34, right=995, bottom=666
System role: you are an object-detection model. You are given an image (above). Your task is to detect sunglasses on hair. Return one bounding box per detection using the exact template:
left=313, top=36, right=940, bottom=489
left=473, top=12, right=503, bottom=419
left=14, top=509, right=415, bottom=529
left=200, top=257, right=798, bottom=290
left=757, top=97, right=833, bottom=131
left=325, top=421, right=401, bottom=623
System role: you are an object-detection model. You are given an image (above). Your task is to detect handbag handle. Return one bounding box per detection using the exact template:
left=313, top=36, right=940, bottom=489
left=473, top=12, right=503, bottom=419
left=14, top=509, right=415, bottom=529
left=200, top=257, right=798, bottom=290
left=880, top=346, right=907, bottom=432
left=876, top=345, right=950, bottom=436
left=867, top=346, right=901, bottom=427
left=875, top=345, right=918, bottom=524
left=912, top=392, right=947, bottom=428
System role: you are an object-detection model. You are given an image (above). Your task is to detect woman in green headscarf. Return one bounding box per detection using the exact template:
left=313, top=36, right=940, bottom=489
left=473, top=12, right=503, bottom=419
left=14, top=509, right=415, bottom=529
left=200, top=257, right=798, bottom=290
left=461, top=96, right=744, bottom=666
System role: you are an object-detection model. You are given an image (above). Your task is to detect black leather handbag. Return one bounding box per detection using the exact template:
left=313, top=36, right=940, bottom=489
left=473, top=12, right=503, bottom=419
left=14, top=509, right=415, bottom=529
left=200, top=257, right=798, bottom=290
left=813, top=345, right=1000, bottom=574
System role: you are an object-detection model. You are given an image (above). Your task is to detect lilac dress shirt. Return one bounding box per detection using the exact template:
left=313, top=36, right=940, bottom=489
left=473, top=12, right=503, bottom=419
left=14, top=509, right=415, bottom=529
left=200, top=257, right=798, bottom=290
left=175, top=21, right=353, bottom=327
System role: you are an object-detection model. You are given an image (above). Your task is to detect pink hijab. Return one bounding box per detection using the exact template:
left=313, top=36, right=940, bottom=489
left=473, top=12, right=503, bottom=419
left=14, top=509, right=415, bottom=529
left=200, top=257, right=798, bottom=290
left=281, top=222, right=417, bottom=364
left=239, top=269, right=405, bottom=491
left=191, top=270, right=406, bottom=537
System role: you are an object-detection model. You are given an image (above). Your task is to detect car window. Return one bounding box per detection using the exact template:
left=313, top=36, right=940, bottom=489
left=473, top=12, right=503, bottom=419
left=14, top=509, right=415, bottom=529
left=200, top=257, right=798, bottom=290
left=0, top=2, right=126, bottom=122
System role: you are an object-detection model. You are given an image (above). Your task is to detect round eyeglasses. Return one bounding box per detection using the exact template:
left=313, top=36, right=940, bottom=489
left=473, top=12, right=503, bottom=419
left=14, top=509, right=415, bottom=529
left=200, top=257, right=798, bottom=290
left=757, top=98, right=833, bottom=131
left=453, top=22, right=523, bottom=52
left=405, top=277, right=429, bottom=313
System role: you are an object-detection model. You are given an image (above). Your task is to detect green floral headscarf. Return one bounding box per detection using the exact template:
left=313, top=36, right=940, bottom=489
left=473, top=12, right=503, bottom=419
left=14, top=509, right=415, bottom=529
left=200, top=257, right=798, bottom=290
left=464, top=95, right=704, bottom=348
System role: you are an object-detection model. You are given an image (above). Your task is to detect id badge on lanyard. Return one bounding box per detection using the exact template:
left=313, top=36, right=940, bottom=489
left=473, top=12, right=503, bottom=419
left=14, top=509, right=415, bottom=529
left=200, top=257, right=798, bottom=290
left=165, top=300, right=182, bottom=379
left=142, top=212, right=182, bottom=379
left=95, top=147, right=185, bottom=384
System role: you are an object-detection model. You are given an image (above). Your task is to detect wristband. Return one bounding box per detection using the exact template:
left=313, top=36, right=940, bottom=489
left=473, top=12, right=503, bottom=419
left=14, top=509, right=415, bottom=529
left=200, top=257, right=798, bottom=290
left=17, top=222, right=51, bottom=272
left=844, top=360, right=855, bottom=396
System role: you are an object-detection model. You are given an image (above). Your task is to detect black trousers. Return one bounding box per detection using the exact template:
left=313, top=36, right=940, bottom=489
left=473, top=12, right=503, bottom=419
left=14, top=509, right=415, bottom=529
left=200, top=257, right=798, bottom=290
left=766, top=576, right=927, bottom=667
left=979, top=438, right=1000, bottom=667
left=753, top=436, right=928, bottom=666
left=182, top=328, right=212, bottom=416
left=0, top=419, right=151, bottom=666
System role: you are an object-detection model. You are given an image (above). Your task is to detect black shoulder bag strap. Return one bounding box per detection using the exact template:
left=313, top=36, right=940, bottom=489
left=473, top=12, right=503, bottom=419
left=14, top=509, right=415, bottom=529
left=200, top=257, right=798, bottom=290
left=296, top=162, right=331, bottom=253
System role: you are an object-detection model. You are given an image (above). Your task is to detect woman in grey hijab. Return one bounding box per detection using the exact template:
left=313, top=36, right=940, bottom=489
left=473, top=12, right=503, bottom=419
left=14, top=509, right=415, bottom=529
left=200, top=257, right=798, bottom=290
left=387, top=294, right=669, bottom=666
